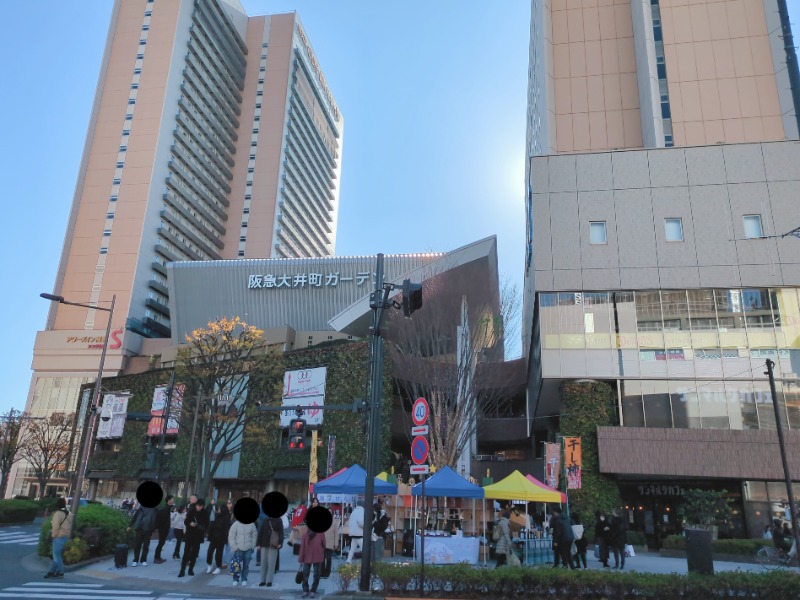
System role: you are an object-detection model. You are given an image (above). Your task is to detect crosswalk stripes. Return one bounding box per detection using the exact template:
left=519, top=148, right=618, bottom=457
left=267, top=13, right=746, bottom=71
left=0, top=529, right=39, bottom=546
left=0, top=582, right=237, bottom=600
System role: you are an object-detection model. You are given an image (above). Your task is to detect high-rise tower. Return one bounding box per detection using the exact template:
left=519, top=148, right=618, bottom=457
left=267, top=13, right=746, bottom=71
left=10, top=0, right=343, bottom=498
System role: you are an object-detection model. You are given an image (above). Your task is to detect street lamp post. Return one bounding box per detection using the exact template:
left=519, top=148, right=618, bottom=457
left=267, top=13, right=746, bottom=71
left=40, top=293, right=116, bottom=522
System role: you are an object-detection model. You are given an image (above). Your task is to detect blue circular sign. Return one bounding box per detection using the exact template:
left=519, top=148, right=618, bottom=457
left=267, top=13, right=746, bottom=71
left=411, top=435, right=429, bottom=465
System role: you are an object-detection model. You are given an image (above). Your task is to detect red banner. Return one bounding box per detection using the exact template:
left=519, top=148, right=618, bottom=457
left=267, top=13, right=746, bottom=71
left=148, top=384, right=184, bottom=436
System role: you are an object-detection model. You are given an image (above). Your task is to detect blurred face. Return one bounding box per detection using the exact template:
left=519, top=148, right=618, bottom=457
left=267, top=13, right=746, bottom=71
left=227, top=501, right=233, bottom=510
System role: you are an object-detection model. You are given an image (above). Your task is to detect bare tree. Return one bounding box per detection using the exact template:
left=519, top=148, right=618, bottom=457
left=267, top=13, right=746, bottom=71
left=387, top=268, right=521, bottom=471
left=0, top=409, right=26, bottom=498
left=17, top=413, right=75, bottom=499
left=177, top=317, right=284, bottom=498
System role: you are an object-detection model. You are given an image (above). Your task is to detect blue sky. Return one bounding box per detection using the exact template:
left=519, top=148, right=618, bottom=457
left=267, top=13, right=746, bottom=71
left=0, top=1, right=798, bottom=415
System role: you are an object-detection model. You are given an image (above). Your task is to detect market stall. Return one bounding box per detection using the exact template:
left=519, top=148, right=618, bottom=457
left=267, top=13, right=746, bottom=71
left=483, top=470, right=564, bottom=565
left=410, top=466, right=485, bottom=565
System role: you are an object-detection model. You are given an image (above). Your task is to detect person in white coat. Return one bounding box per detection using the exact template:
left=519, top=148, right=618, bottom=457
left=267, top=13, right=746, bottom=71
left=228, top=518, right=258, bottom=587
left=346, top=501, right=365, bottom=564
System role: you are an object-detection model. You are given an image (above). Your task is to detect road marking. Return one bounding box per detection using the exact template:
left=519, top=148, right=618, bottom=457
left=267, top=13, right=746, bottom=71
left=0, top=582, right=236, bottom=600
left=0, top=531, right=39, bottom=545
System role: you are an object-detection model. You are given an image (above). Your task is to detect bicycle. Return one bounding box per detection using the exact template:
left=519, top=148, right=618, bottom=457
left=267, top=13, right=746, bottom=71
left=755, top=545, right=795, bottom=570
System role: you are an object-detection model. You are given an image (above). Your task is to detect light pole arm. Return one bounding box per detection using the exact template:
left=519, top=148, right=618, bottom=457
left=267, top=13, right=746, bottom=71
left=70, top=294, right=116, bottom=519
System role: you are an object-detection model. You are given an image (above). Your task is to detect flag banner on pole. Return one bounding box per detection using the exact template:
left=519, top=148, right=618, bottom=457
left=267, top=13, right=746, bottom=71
left=564, top=437, right=582, bottom=490
left=545, top=442, right=561, bottom=490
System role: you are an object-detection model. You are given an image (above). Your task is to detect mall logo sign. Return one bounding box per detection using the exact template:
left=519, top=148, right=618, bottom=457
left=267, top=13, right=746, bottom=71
left=247, top=272, right=373, bottom=289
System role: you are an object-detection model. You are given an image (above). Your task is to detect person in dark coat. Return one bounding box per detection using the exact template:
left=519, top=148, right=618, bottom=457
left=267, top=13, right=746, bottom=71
left=205, top=503, right=231, bottom=573
left=298, top=528, right=326, bottom=598
left=550, top=507, right=575, bottom=569
left=609, top=508, right=628, bottom=569
left=594, top=510, right=611, bottom=568
left=128, top=504, right=158, bottom=566
left=179, top=498, right=209, bottom=577
left=153, top=495, right=174, bottom=563
left=256, top=516, right=284, bottom=587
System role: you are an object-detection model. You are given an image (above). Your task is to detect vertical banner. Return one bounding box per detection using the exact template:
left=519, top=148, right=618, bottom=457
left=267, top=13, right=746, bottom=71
left=564, top=436, right=582, bottom=490
left=97, top=393, right=130, bottom=439
left=545, top=442, right=561, bottom=490
left=326, top=435, right=337, bottom=477
left=148, top=384, right=185, bottom=436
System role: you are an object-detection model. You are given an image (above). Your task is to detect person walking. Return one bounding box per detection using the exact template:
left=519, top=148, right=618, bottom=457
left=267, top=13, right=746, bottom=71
left=298, top=527, right=326, bottom=598
left=128, top=502, right=157, bottom=566
left=346, top=501, right=364, bottom=563
left=153, top=495, right=174, bottom=564
left=322, top=507, right=340, bottom=578
left=571, top=512, right=588, bottom=569
left=550, top=507, right=575, bottom=569
left=256, top=515, right=284, bottom=587
left=206, top=501, right=231, bottom=574
left=44, top=497, right=73, bottom=579
left=228, top=513, right=258, bottom=587
left=179, top=498, right=209, bottom=577
left=494, top=510, right=512, bottom=568
left=594, top=510, right=611, bottom=568
left=609, top=508, right=627, bottom=570
left=171, top=505, right=186, bottom=559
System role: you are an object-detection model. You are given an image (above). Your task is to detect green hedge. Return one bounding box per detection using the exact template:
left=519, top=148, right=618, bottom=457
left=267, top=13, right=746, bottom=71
left=0, top=499, right=38, bottom=523
left=626, top=531, right=646, bottom=547
left=39, top=504, right=128, bottom=559
left=370, top=562, right=800, bottom=599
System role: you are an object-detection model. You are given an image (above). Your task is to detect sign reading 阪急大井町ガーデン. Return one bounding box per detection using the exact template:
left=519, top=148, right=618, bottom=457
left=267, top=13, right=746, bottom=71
left=247, top=271, right=373, bottom=289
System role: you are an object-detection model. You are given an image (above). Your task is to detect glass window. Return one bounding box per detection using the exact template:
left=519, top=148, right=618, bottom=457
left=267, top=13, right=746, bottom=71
left=590, top=221, right=607, bottom=244
left=725, top=381, right=759, bottom=430
left=743, top=215, right=763, bottom=239
left=664, top=218, right=683, bottom=241
left=670, top=381, right=700, bottom=429
left=642, top=381, right=672, bottom=427
left=621, top=381, right=645, bottom=427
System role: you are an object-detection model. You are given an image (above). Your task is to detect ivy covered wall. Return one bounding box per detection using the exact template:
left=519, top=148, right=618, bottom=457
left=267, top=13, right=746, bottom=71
left=559, top=379, right=622, bottom=518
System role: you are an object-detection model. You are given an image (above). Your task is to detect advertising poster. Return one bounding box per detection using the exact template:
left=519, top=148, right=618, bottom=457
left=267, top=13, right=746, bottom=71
left=545, top=442, right=561, bottom=490
left=148, top=384, right=185, bottom=436
left=280, top=367, right=327, bottom=426
left=327, top=435, right=337, bottom=476
left=564, top=436, right=582, bottom=490
left=96, top=393, right=130, bottom=439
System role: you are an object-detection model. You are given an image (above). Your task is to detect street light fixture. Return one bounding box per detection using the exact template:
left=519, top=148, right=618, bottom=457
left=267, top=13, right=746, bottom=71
left=40, top=292, right=116, bottom=522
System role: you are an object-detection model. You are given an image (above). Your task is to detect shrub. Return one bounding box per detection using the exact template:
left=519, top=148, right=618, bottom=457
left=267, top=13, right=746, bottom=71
left=336, top=562, right=360, bottom=592
left=369, top=563, right=800, bottom=599
left=63, top=538, right=90, bottom=565
left=626, top=530, right=646, bottom=547
left=0, top=499, right=39, bottom=523
left=662, top=534, right=765, bottom=556
left=39, top=504, right=128, bottom=558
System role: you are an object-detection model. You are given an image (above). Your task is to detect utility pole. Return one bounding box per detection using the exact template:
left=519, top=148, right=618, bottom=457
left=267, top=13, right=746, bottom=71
left=764, top=359, right=800, bottom=556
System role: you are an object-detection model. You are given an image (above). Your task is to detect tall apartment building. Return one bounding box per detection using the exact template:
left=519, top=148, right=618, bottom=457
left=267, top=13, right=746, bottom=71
left=524, top=0, right=800, bottom=543
left=10, top=0, right=343, bottom=498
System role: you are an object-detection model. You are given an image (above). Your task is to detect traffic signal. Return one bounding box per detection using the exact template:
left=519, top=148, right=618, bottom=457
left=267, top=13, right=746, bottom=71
left=288, top=418, right=306, bottom=451
left=402, top=279, right=423, bottom=317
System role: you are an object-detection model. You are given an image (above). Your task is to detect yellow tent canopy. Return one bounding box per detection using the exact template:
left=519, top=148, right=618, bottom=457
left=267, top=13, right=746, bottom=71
left=483, top=470, right=564, bottom=502
left=376, top=471, right=389, bottom=481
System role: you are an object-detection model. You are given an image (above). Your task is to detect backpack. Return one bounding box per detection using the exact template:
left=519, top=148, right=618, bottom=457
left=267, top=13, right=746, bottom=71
left=374, top=513, right=390, bottom=536
left=492, top=525, right=502, bottom=542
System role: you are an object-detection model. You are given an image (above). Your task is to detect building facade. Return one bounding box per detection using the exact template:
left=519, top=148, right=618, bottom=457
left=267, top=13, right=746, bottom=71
left=524, top=0, right=800, bottom=542
left=11, top=0, right=343, bottom=498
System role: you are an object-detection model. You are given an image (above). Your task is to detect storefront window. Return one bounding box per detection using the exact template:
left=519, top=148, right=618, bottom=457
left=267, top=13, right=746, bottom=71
left=621, top=380, right=645, bottom=427
left=538, top=293, right=560, bottom=350
left=696, top=383, right=730, bottom=429
left=670, top=380, right=700, bottom=428
left=723, top=381, right=759, bottom=430
left=642, top=380, right=672, bottom=427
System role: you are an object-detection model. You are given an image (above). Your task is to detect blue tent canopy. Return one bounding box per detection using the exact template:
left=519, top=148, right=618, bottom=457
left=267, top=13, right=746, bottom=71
left=313, top=464, right=398, bottom=495
left=411, top=466, right=484, bottom=498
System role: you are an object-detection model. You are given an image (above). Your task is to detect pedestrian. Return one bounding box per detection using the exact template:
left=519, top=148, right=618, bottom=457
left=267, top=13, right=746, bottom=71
left=609, top=508, right=627, bottom=569
left=298, top=527, right=326, bottom=598
left=346, top=501, right=364, bottom=563
left=550, top=507, right=575, bottom=569
left=205, top=501, right=231, bottom=574
left=153, top=495, right=174, bottom=564
left=571, top=512, right=588, bottom=569
left=322, top=505, right=340, bottom=578
left=179, top=498, right=209, bottom=577
left=228, top=511, right=258, bottom=587
left=594, top=510, right=611, bottom=567
left=371, top=502, right=390, bottom=562
left=171, top=505, right=186, bottom=559
left=256, top=514, right=284, bottom=587
left=222, top=499, right=234, bottom=566
left=494, top=509, right=512, bottom=568
left=127, top=501, right=158, bottom=566
left=44, top=497, right=73, bottom=579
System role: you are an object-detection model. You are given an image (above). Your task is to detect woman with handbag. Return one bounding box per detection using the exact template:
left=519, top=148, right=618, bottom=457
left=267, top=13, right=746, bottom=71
left=298, top=527, right=326, bottom=598
left=256, top=516, right=284, bottom=587
left=228, top=515, right=258, bottom=587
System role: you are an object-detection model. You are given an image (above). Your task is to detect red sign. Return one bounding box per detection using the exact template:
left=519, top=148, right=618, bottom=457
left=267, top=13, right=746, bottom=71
left=412, top=397, right=429, bottom=426
left=411, top=435, right=429, bottom=465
